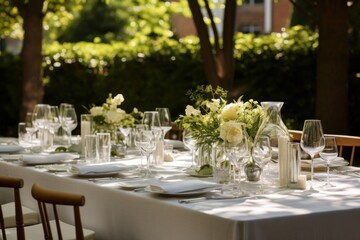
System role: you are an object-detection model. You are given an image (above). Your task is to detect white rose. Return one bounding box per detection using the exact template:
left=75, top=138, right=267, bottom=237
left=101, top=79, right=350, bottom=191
left=206, top=99, right=220, bottom=112
left=221, top=103, right=239, bottom=121
left=185, top=105, right=200, bottom=116
left=219, top=121, right=244, bottom=144
left=112, top=94, right=124, bottom=106
left=90, top=106, right=103, bottom=116
left=105, top=109, right=125, bottom=123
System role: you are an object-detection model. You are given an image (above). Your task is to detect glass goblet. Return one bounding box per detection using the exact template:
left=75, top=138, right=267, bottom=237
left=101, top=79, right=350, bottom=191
left=32, top=104, right=51, bottom=151
left=252, top=136, right=272, bottom=193
left=60, top=106, right=78, bottom=147
left=25, top=112, right=38, bottom=150
left=223, top=123, right=249, bottom=195
left=319, top=136, right=338, bottom=189
left=48, top=106, right=61, bottom=149
left=155, top=107, right=172, bottom=138
left=182, top=129, right=197, bottom=170
left=134, top=129, right=157, bottom=178
left=300, top=119, right=325, bottom=191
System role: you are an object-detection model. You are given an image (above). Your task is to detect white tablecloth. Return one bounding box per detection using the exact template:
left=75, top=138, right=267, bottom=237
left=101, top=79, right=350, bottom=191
left=1, top=154, right=360, bottom=240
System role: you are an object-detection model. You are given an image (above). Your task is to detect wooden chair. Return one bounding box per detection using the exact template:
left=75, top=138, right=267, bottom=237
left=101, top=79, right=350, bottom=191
left=165, top=122, right=184, bottom=141
left=1, top=180, right=94, bottom=240
left=0, top=176, right=26, bottom=240
left=31, top=183, right=95, bottom=240
left=289, top=129, right=360, bottom=166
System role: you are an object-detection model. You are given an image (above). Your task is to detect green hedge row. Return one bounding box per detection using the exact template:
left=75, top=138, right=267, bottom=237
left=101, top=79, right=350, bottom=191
left=1, top=26, right=359, bottom=137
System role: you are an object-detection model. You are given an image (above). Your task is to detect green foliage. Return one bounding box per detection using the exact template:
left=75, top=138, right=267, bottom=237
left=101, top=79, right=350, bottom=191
left=57, top=0, right=128, bottom=43
left=1, top=26, right=360, bottom=137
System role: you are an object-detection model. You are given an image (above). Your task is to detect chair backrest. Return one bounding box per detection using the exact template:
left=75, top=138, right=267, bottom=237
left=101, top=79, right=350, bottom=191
left=31, top=184, right=86, bottom=240
left=165, top=122, right=183, bottom=141
left=289, top=129, right=360, bottom=166
left=0, top=176, right=25, bottom=240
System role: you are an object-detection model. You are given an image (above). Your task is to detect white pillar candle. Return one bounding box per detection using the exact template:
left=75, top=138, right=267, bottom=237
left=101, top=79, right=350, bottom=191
left=81, top=115, right=92, bottom=155
left=278, top=136, right=289, bottom=187
left=296, top=174, right=307, bottom=189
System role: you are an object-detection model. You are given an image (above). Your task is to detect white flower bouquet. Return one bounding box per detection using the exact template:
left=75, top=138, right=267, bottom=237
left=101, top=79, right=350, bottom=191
left=89, top=93, right=143, bottom=134
left=176, top=85, right=264, bottom=146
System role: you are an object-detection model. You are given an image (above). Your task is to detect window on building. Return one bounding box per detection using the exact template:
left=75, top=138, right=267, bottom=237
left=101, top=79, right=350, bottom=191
left=244, top=0, right=264, bottom=5
left=239, top=25, right=262, bottom=34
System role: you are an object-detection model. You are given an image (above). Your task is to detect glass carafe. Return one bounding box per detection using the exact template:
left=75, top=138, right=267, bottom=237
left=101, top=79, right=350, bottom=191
left=255, top=102, right=289, bottom=163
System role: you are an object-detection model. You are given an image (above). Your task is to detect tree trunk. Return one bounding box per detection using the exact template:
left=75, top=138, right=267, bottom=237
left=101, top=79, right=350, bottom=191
left=187, top=0, right=236, bottom=92
left=14, top=0, right=45, bottom=121
left=316, top=0, right=349, bottom=134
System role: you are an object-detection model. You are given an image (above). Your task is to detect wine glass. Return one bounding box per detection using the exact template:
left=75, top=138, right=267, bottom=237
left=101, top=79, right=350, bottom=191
left=300, top=119, right=325, bottom=190
left=252, top=136, right=272, bottom=192
left=223, top=125, right=249, bottom=195
left=182, top=129, right=197, bottom=170
left=32, top=104, right=51, bottom=151
left=24, top=112, right=38, bottom=150
left=134, top=128, right=157, bottom=178
left=48, top=106, right=61, bottom=148
left=155, top=108, right=172, bottom=138
left=118, top=126, right=132, bottom=149
left=59, top=103, right=73, bottom=144
left=319, top=136, right=338, bottom=189
left=60, top=106, right=78, bottom=147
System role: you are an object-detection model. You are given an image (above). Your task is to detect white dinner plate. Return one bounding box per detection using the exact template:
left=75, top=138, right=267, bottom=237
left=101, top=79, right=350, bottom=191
left=0, top=145, right=24, bottom=153
left=144, top=186, right=219, bottom=196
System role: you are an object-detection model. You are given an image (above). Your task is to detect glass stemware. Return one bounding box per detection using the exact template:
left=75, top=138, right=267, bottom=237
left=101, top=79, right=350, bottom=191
left=134, top=128, right=157, bottom=178
left=182, top=129, right=197, bottom=170
left=48, top=106, right=61, bottom=148
left=223, top=123, right=249, bottom=195
left=59, top=103, right=73, bottom=144
left=142, top=111, right=162, bottom=164
left=300, top=119, right=325, bottom=190
left=155, top=108, right=172, bottom=138
left=252, top=136, right=272, bottom=192
left=319, top=136, right=338, bottom=189
left=32, top=104, right=51, bottom=151
left=60, top=106, right=78, bottom=147
left=118, top=126, right=132, bottom=149
left=142, top=111, right=161, bottom=130
left=25, top=112, right=38, bottom=150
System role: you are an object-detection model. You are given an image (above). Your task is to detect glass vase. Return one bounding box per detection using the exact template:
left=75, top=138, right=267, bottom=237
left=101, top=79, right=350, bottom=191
left=195, top=144, right=212, bottom=168
left=255, top=102, right=289, bottom=163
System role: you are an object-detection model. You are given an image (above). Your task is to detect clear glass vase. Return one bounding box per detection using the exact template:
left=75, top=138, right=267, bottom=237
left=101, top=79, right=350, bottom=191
left=255, top=102, right=289, bottom=163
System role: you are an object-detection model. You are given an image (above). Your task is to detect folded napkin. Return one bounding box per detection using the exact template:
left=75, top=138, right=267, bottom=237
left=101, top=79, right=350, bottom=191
left=301, top=157, right=346, bottom=167
left=149, top=180, right=221, bottom=194
left=0, top=145, right=24, bottom=153
left=71, top=164, right=131, bottom=175
left=22, top=153, right=79, bottom=165
left=164, top=140, right=184, bottom=149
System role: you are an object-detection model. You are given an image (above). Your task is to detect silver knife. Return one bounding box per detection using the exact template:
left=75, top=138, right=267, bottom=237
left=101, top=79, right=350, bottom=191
left=179, top=194, right=249, bottom=203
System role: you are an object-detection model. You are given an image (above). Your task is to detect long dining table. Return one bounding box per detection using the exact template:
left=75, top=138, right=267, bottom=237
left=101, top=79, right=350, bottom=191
left=1, top=146, right=360, bottom=240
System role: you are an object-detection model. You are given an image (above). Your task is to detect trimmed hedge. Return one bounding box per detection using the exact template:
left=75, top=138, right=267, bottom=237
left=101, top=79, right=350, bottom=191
left=1, top=26, right=359, bottom=137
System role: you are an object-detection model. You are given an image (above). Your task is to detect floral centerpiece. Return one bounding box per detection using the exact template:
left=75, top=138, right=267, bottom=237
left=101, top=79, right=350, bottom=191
left=89, top=93, right=143, bottom=137
left=176, top=85, right=264, bottom=174
left=176, top=85, right=264, bottom=146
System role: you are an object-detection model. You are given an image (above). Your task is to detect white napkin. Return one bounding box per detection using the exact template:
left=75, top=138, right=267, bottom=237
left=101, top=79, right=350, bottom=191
left=71, top=164, right=131, bottom=175
left=301, top=157, right=346, bottom=167
left=149, top=180, right=221, bottom=194
left=22, top=153, right=79, bottom=165
left=164, top=140, right=184, bottom=149
left=0, top=145, right=24, bottom=153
